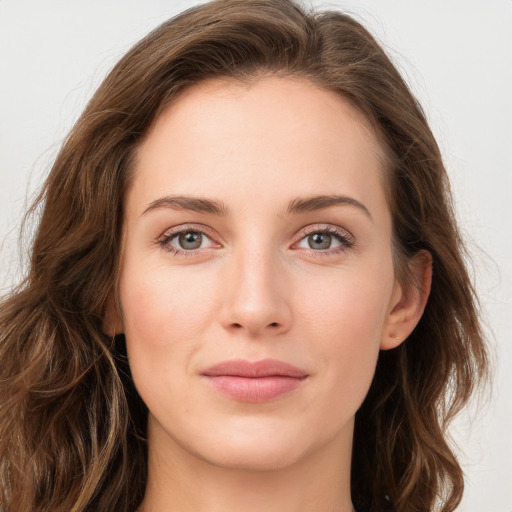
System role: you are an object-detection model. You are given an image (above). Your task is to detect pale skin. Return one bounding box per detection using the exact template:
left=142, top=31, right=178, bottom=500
left=105, top=76, right=431, bottom=512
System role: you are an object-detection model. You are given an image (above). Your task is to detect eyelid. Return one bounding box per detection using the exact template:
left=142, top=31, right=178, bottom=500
left=156, top=223, right=355, bottom=257
left=291, top=224, right=355, bottom=253
left=159, top=223, right=218, bottom=240
left=157, top=224, right=222, bottom=254
left=298, top=224, right=354, bottom=240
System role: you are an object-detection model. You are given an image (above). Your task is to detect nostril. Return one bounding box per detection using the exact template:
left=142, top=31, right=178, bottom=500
left=229, top=321, right=280, bottom=330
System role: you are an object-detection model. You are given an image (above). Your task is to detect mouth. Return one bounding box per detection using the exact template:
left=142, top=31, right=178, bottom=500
left=201, top=359, right=309, bottom=403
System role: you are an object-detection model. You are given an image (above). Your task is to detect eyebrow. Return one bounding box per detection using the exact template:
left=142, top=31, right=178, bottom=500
left=287, top=194, right=372, bottom=220
left=142, top=194, right=372, bottom=220
left=142, top=195, right=229, bottom=216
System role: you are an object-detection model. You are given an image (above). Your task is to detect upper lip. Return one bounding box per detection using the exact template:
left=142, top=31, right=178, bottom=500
left=202, top=359, right=308, bottom=378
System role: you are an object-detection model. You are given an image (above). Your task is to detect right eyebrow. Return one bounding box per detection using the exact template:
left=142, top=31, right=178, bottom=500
left=141, top=195, right=230, bottom=217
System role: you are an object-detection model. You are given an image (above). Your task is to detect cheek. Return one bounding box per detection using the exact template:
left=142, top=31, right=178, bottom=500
left=121, top=262, right=216, bottom=342
left=294, top=264, right=393, bottom=401
left=118, top=261, right=220, bottom=396
left=297, top=264, right=392, bottom=344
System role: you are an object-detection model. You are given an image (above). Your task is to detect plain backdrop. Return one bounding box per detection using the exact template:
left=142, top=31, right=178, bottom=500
left=0, top=1, right=511, bottom=510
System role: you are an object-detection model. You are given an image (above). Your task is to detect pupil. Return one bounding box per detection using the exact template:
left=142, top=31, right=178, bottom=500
left=308, top=233, right=331, bottom=250
left=179, top=231, right=202, bottom=250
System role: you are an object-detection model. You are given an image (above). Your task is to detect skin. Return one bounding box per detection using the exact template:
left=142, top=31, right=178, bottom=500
left=108, top=76, right=431, bottom=512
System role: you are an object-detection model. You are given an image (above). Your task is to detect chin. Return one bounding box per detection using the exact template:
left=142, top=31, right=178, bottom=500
left=184, top=417, right=340, bottom=473
left=199, top=439, right=308, bottom=472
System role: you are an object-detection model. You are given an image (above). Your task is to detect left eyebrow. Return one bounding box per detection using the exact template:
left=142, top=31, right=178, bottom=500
left=287, top=194, right=372, bottom=221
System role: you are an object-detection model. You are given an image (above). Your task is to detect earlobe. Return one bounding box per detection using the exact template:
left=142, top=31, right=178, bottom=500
left=380, top=250, right=432, bottom=350
left=102, top=293, right=124, bottom=337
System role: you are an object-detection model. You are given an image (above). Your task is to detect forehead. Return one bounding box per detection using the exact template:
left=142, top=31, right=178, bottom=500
left=130, top=76, right=388, bottom=217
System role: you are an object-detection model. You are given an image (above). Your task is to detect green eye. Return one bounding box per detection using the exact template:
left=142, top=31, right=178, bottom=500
left=296, top=229, right=347, bottom=252
left=177, top=231, right=203, bottom=250
left=159, top=227, right=218, bottom=254
left=307, top=233, right=333, bottom=250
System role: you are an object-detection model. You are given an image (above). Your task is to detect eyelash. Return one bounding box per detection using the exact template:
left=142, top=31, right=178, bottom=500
left=294, top=225, right=355, bottom=257
left=157, top=224, right=355, bottom=257
left=157, top=225, right=216, bottom=257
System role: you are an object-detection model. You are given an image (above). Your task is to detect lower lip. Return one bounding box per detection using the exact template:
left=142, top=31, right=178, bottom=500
left=205, top=375, right=306, bottom=402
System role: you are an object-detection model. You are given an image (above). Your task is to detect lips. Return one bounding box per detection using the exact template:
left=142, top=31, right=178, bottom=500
left=202, top=359, right=309, bottom=402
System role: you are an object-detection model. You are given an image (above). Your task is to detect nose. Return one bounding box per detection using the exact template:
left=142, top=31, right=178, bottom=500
left=219, top=246, right=292, bottom=337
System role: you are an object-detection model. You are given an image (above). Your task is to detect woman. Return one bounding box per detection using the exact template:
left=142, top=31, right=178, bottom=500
left=0, top=1, right=488, bottom=511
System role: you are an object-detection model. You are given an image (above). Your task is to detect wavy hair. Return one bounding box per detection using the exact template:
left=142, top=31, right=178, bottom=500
left=0, top=1, right=488, bottom=511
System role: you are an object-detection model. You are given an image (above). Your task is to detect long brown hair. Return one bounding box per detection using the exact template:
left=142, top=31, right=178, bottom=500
left=0, top=1, right=488, bottom=511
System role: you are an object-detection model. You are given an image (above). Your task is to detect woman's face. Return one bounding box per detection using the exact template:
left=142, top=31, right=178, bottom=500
left=117, top=76, right=407, bottom=471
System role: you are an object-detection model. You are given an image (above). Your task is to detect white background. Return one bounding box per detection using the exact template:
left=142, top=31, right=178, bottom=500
left=0, top=1, right=511, bottom=510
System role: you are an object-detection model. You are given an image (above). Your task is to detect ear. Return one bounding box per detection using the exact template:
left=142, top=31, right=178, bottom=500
left=102, top=292, right=124, bottom=337
left=380, top=250, right=432, bottom=350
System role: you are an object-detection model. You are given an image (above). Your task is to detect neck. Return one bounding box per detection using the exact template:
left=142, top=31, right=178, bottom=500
left=140, top=417, right=355, bottom=512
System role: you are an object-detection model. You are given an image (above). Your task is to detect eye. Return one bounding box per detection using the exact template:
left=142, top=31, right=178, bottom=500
left=174, top=231, right=206, bottom=250
left=158, top=227, right=219, bottom=254
left=302, top=232, right=340, bottom=250
left=294, top=226, right=354, bottom=254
